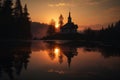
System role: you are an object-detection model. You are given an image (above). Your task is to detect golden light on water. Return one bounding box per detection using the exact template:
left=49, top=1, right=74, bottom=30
left=54, top=47, right=60, bottom=56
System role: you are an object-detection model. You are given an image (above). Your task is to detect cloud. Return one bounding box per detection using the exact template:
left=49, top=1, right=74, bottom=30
left=103, top=5, right=120, bottom=21
left=81, top=0, right=108, bottom=6
left=85, top=0, right=100, bottom=5
left=48, top=0, right=108, bottom=8
left=48, top=2, right=74, bottom=7
left=104, top=6, right=120, bottom=14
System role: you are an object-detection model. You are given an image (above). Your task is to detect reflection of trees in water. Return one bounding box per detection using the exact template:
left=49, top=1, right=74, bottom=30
left=0, top=41, right=31, bottom=80
left=47, top=42, right=56, bottom=60
left=48, top=51, right=56, bottom=61
left=83, top=45, right=120, bottom=58
left=44, top=41, right=120, bottom=67
left=57, top=41, right=120, bottom=58
left=59, top=53, right=63, bottom=64
left=45, top=41, right=78, bottom=68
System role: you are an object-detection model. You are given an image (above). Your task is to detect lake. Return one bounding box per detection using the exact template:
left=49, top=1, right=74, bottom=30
left=0, top=40, right=120, bottom=80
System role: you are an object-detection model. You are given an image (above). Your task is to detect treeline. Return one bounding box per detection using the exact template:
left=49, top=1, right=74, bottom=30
left=0, top=0, right=31, bottom=39
left=42, top=20, right=120, bottom=42
left=82, top=20, right=120, bottom=41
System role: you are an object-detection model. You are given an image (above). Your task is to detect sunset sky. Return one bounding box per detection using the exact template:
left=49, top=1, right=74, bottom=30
left=22, top=0, right=120, bottom=26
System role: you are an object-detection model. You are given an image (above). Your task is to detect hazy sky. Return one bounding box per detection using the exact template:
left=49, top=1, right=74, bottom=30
left=22, top=0, right=120, bottom=26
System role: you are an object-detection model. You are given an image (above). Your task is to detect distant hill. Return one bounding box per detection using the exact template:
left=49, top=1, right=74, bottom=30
left=31, top=22, right=48, bottom=39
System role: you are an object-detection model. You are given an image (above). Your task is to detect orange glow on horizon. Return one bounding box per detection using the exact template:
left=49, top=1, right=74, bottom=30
left=55, top=23, right=59, bottom=29
left=22, top=0, right=120, bottom=30
left=53, top=19, right=59, bottom=29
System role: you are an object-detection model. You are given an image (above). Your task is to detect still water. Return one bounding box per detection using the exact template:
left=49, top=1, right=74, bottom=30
left=0, top=40, right=120, bottom=80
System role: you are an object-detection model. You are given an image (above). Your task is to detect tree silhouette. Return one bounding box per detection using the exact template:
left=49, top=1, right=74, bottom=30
left=0, top=0, right=31, bottom=39
left=0, top=0, right=2, bottom=9
left=14, top=0, right=23, bottom=18
left=1, top=0, right=13, bottom=25
left=78, top=20, right=120, bottom=41
left=47, top=19, right=56, bottom=36
left=2, top=0, right=13, bottom=16
left=23, top=4, right=30, bottom=22
left=59, top=14, right=64, bottom=29
left=0, top=0, right=2, bottom=25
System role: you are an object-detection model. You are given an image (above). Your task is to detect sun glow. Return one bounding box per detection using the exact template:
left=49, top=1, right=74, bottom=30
left=55, top=22, right=59, bottom=29
left=55, top=24, right=59, bottom=28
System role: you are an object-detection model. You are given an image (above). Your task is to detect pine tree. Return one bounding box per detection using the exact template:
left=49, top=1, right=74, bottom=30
left=0, top=0, right=2, bottom=8
left=23, top=4, right=31, bottom=39
left=59, top=14, right=64, bottom=28
left=0, top=0, right=2, bottom=16
left=23, top=4, right=29, bottom=22
left=0, top=0, right=2, bottom=25
left=2, top=0, right=13, bottom=16
left=1, top=0, right=13, bottom=26
left=24, top=4, right=29, bottom=16
left=0, top=0, right=13, bottom=38
left=14, top=0, right=23, bottom=18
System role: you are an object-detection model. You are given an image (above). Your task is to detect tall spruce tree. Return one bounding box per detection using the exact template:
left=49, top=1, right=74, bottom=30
left=59, top=14, right=64, bottom=28
left=13, top=0, right=23, bottom=38
left=23, top=4, right=31, bottom=39
left=0, top=0, right=2, bottom=16
left=0, top=0, right=13, bottom=38
left=14, top=0, right=23, bottom=18
left=0, top=0, right=2, bottom=25
left=2, top=0, right=13, bottom=16
left=0, top=0, right=2, bottom=8
left=1, top=0, right=13, bottom=25
left=23, top=4, right=29, bottom=22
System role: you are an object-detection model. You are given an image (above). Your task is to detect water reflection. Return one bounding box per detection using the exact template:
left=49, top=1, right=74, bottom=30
left=41, top=41, right=120, bottom=67
left=31, top=40, right=120, bottom=80
left=54, top=47, right=60, bottom=55
left=0, top=40, right=120, bottom=80
left=0, top=41, right=31, bottom=80
left=82, top=43, right=120, bottom=58
left=44, top=41, right=78, bottom=68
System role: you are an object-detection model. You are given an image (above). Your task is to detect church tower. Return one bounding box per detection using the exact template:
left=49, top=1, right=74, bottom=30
left=60, top=11, right=78, bottom=33
left=68, top=12, right=72, bottom=23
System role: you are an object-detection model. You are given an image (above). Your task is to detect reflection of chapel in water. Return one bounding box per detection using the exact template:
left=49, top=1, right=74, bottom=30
left=61, top=46, right=78, bottom=67
left=47, top=42, right=78, bottom=68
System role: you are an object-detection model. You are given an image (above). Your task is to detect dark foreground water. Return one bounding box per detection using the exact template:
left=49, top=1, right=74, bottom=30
left=0, top=40, right=120, bottom=80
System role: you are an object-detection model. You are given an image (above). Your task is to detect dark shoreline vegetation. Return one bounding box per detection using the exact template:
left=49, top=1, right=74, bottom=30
left=41, top=20, right=120, bottom=45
